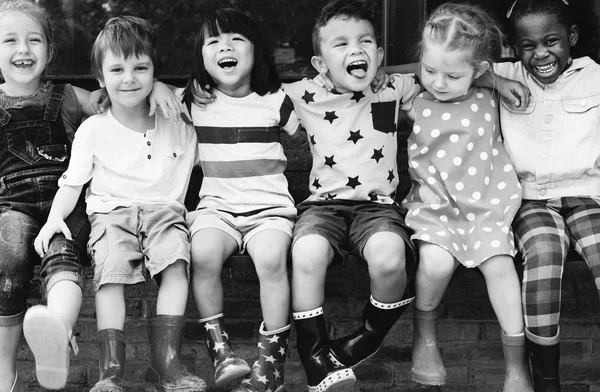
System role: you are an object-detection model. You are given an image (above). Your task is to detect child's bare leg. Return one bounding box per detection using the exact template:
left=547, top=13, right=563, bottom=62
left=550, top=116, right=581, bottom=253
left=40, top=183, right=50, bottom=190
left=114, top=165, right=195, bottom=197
left=47, top=281, right=82, bottom=330
left=246, top=230, right=290, bottom=330
left=0, top=321, right=22, bottom=391
left=412, top=242, right=456, bottom=386
left=95, top=284, right=126, bottom=331
left=329, top=232, right=415, bottom=368
left=478, top=255, right=524, bottom=335
left=479, top=255, right=532, bottom=391
left=191, top=229, right=237, bottom=318
left=156, top=260, right=188, bottom=316
left=415, top=242, right=457, bottom=311
left=291, top=234, right=333, bottom=311
left=364, top=232, right=407, bottom=302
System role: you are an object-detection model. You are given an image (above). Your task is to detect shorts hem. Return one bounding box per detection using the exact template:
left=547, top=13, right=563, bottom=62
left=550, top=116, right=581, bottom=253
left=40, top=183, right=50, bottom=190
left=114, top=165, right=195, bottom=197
left=45, top=271, right=83, bottom=294
left=0, top=310, right=25, bottom=326
left=147, top=253, right=190, bottom=278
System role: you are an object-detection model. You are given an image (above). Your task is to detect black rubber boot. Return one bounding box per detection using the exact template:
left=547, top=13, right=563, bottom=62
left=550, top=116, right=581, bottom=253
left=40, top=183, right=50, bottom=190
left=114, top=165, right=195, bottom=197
left=232, top=322, right=291, bottom=392
left=199, top=313, right=250, bottom=387
left=527, top=338, right=561, bottom=392
left=145, top=315, right=207, bottom=392
left=90, top=329, right=126, bottom=392
left=293, top=307, right=355, bottom=392
left=329, top=290, right=414, bottom=368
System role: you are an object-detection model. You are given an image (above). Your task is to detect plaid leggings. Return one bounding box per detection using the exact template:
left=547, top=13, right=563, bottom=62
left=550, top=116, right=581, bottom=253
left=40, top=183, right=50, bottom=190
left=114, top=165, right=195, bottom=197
left=513, top=197, right=600, bottom=339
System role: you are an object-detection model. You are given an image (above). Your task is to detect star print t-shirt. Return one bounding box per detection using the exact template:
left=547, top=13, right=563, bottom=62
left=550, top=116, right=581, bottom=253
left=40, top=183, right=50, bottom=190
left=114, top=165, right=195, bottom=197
left=283, top=74, right=420, bottom=203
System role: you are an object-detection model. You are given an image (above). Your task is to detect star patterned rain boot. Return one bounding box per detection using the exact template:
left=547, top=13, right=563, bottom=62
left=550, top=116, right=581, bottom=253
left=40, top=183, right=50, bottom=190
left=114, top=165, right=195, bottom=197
left=232, top=321, right=291, bottom=392
left=199, top=313, right=251, bottom=387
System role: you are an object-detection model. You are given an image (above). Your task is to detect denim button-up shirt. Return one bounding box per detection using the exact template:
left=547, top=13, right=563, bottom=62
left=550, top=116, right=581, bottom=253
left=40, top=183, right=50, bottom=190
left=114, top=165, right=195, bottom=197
left=494, top=57, right=600, bottom=200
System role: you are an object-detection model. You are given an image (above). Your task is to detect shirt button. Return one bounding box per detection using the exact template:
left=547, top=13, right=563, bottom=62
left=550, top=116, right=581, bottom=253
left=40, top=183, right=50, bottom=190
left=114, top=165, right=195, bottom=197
left=580, top=100, right=587, bottom=107
left=173, top=153, right=177, bottom=157
left=147, top=141, right=151, bottom=146
left=539, top=189, right=547, bottom=196
left=62, top=174, right=67, bottom=178
left=544, top=116, right=552, bottom=124
left=147, top=155, right=151, bottom=159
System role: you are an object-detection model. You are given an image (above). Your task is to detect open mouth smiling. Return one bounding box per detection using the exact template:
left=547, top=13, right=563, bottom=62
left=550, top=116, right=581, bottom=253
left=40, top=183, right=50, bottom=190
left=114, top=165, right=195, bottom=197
left=12, top=59, right=34, bottom=68
left=534, top=62, right=557, bottom=75
left=347, top=60, right=368, bottom=78
left=218, top=58, right=238, bottom=69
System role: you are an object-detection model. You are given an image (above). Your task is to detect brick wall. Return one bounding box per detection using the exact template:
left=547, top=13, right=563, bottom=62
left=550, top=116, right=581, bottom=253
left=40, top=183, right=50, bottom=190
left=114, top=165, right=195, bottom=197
left=18, top=118, right=600, bottom=391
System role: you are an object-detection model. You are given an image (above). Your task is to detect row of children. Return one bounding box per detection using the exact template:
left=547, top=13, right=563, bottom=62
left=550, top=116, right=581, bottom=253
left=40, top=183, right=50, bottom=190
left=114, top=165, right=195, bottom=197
left=0, top=0, right=598, bottom=392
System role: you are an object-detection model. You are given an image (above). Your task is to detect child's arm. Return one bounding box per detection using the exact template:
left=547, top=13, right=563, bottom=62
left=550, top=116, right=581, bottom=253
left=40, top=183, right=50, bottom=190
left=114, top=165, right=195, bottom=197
left=76, top=81, right=184, bottom=120
left=476, top=70, right=530, bottom=109
left=33, top=185, right=84, bottom=256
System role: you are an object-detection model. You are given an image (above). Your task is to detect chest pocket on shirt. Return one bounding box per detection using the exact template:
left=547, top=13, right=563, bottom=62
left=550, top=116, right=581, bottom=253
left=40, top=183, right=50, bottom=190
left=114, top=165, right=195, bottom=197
left=163, top=146, right=185, bottom=182
left=371, top=101, right=397, bottom=134
left=562, top=95, right=600, bottom=128
left=500, top=100, right=536, bottom=134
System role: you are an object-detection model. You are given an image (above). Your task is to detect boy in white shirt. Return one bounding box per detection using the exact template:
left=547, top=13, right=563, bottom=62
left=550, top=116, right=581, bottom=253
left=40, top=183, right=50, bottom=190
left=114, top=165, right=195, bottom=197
left=34, top=16, right=206, bottom=392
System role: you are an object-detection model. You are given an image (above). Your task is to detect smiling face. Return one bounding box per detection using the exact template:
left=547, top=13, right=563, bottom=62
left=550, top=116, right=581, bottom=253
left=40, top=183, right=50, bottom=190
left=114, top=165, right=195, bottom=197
left=0, top=10, right=49, bottom=95
left=99, top=50, right=154, bottom=111
left=201, top=30, right=254, bottom=98
left=513, top=12, right=578, bottom=85
left=420, top=41, right=486, bottom=102
left=311, top=15, right=383, bottom=93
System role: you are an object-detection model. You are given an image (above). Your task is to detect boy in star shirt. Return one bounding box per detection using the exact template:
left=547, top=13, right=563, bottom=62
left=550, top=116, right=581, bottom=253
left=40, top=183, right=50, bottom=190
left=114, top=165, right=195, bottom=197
left=284, top=0, right=420, bottom=390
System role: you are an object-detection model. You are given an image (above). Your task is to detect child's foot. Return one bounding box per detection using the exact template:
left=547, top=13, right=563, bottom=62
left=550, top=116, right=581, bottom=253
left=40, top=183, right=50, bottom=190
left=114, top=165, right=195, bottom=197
left=23, top=305, right=78, bottom=390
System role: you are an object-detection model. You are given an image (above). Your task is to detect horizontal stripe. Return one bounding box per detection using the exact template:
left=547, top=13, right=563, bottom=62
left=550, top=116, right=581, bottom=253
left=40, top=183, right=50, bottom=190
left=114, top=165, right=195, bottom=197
left=196, top=126, right=281, bottom=144
left=202, top=159, right=286, bottom=178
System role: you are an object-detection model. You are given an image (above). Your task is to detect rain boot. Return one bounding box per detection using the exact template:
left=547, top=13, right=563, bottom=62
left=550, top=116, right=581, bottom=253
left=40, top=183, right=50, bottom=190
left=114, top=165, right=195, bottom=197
left=199, top=313, right=250, bottom=387
left=23, top=304, right=79, bottom=390
left=411, top=307, right=447, bottom=386
left=293, top=307, right=355, bottom=392
left=329, top=290, right=414, bottom=368
left=527, top=338, right=561, bottom=392
left=501, top=331, right=533, bottom=392
left=90, top=329, right=126, bottom=392
left=145, top=315, right=207, bottom=392
left=232, top=322, right=291, bottom=392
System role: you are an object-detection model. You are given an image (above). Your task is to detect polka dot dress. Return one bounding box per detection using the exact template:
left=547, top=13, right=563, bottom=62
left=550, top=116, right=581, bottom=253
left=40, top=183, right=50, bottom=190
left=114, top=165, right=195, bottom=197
left=404, top=87, right=522, bottom=267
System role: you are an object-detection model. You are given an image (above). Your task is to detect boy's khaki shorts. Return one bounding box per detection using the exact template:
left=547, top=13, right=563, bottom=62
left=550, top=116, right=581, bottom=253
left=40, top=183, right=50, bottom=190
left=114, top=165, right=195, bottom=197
left=88, top=204, right=190, bottom=291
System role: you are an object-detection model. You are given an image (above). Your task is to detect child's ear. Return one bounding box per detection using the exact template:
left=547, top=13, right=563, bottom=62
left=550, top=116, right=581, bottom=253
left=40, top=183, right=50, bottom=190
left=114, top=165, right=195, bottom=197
left=474, top=61, right=490, bottom=80
left=376, top=47, right=384, bottom=67
left=569, top=24, right=579, bottom=47
left=311, top=55, right=328, bottom=75
left=98, top=79, right=106, bottom=88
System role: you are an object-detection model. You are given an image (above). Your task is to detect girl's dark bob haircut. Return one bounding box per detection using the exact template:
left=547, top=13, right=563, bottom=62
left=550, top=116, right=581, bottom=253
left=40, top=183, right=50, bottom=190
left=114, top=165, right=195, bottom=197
left=183, top=8, right=281, bottom=106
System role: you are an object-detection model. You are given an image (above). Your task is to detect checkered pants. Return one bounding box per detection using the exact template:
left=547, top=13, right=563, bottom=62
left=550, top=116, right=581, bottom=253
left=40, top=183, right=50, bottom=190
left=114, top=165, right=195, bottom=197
left=514, top=197, right=600, bottom=339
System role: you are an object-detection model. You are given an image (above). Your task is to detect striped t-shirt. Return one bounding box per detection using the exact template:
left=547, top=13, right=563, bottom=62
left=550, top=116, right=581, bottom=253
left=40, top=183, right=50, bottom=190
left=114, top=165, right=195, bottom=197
left=190, top=88, right=300, bottom=215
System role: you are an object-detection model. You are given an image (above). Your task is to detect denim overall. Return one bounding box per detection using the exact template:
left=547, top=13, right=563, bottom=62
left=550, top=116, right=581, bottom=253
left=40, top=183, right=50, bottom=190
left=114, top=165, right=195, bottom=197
left=0, top=84, right=89, bottom=323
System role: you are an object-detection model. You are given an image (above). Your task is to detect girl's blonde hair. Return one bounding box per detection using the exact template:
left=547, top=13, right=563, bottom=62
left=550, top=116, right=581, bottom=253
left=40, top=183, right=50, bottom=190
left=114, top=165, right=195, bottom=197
left=418, top=3, right=502, bottom=73
left=0, top=0, right=56, bottom=64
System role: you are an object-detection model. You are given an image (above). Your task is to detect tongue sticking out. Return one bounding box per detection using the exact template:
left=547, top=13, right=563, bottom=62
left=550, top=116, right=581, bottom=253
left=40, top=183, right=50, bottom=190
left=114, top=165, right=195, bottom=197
left=347, top=61, right=367, bottom=78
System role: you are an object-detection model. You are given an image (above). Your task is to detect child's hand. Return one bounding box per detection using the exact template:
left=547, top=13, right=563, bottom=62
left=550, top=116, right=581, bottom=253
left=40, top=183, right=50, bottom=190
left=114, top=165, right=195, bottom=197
left=34, top=219, right=72, bottom=257
left=192, top=80, right=216, bottom=108
left=370, top=69, right=391, bottom=93
left=498, top=79, right=531, bottom=110
left=312, top=73, right=336, bottom=92
left=88, top=88, right=110, bottom=114
left=149, top=81, right=183, bottom=121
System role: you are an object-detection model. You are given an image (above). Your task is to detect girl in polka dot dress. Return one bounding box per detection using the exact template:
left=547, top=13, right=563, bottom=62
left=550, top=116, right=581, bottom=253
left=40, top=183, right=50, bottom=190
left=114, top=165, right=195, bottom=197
left=401, top=4, right=533, bottom=391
